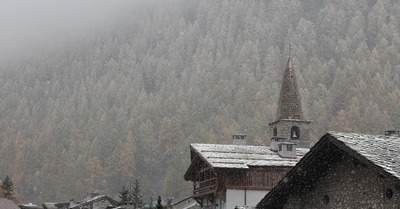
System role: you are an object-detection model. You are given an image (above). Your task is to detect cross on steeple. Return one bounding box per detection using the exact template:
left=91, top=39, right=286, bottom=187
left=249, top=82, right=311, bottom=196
left=286, top=44, right=293, bottom=69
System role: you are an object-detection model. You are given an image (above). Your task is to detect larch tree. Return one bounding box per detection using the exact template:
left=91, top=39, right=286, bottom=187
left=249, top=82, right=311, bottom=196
left=139, top=119, right=158, bottom=170
left=86, top=156, right=106, bottom=193
left=1, top=176, right=15, bottom=200
left=119, top=131, right=137, bottom=183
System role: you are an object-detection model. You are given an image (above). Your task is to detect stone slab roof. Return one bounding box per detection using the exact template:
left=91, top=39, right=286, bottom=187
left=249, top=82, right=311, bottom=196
left=330, top=131, right=400, bottom=179
left=275, top=56, right=304, bottom=120
left=190, top=143, right=309, bottom=169
left=257, top=131, right=400, bottom=208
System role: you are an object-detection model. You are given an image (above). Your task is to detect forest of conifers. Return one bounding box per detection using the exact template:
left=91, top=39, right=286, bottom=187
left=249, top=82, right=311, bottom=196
left=0, top=0, right=400, bottom=204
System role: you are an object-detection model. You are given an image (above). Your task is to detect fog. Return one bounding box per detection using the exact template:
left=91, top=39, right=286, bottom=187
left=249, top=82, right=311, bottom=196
left=0, top=0, right=148, bottom=60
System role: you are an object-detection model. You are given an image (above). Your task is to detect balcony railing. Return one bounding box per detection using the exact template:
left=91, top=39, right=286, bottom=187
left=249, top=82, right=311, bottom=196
left=193, top=177, right=217, bottom=197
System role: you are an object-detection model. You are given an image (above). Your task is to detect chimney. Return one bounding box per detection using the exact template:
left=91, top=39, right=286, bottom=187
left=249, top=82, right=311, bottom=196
left=232, top=134, right=246, bottom=145
left=270, top=138, right=280, bottom=151
left=278, top=142, right=297, bottom=158
left=89, top=191, right=99, bottom=199
left=385, top=130, right=400, bottom=137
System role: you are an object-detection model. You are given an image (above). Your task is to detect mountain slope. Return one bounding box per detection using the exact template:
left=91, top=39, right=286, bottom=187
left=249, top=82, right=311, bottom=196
left=0, top=0, right=400, bottom=204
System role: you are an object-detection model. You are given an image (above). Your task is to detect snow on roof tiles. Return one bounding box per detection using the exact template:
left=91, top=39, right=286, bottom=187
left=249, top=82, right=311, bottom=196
left=329, top=131, right=400, bottom=180
left=191, top=143, right=309, bottom=169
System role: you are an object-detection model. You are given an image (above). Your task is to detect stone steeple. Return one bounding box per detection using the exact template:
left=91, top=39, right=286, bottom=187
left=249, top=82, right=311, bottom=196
left=275, top=56, right=304, bottom=120
left=269, top=51, right=311, bottom=149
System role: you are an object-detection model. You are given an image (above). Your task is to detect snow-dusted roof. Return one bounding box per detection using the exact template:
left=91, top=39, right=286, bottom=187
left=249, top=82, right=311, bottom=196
left=257, top=131, right=400, bottom=208
left=69, top=195, right=119, bottom=209
left=42, top=202, right=58, bottom=209
left=329, top=131, right=400, bottom=180
left=190, top=143, right=309, bottom=169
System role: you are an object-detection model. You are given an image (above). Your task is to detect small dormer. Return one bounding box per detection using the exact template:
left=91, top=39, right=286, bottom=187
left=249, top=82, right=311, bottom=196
left=232, top=134, right=246, bottom=145
left=278, top=142, right=297, bottom=158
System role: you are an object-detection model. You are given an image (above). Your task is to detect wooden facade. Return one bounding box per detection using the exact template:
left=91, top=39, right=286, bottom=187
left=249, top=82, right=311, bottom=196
left=184, top=143, right=305, bottom=208
left=188, top=166, right=292, bottom=206
left=192, top=164, right=218, bottom=199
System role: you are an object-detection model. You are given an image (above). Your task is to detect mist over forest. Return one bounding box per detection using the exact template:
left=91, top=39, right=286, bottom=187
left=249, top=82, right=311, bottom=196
left=1, top=0, right=400, bottom=204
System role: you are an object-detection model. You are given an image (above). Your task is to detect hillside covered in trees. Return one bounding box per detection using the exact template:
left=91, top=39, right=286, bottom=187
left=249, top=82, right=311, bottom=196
left=1, top=0, right=400, bottom=204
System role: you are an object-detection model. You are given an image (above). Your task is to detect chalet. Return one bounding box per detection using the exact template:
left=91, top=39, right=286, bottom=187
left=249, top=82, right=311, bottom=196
left=184, top=139, right=309, bottom=209
left=184, top=54, right=312, bottom=209
left=69, top=193, right=119, bottom=209
left=46, top=193, right=119, bottom=209
left=257, top=131, right=400, bottom=209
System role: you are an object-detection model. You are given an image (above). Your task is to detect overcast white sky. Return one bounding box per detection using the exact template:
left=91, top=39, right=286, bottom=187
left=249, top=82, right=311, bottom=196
left=0, top=0, right=142, bottom=59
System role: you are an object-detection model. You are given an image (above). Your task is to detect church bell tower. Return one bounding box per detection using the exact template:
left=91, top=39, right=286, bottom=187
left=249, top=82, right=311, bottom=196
left=269, top=49, right=311, bottom=149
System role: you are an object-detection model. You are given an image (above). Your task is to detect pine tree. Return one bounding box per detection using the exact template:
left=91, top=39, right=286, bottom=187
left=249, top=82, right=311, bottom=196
left=156, top=196, right=163, bottom=209
left=118, top=186, right=130, bottom=206
left=1, top=176, right=15, bottom=199
left=130, top=178, right=144, bottom=209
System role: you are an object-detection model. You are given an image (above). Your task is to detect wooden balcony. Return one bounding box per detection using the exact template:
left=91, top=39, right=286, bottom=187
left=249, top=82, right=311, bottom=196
left=193, top=177, right=217, bottom=198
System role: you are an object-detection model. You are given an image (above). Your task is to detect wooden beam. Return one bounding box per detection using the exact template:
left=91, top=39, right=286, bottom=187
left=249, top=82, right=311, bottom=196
left=193, top=188, right=217, bottom=198
left=194, top=184, right=217, bottom=195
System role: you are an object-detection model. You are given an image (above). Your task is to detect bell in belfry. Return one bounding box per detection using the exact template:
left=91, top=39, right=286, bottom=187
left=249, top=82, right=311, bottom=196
left=292, top=132, right=297, bottom=138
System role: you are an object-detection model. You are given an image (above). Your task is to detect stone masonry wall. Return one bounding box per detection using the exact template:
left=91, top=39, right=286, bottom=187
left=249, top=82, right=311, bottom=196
left=284, top=153, right=400, bottom=209
left=271, top=120, right=310, bottom=148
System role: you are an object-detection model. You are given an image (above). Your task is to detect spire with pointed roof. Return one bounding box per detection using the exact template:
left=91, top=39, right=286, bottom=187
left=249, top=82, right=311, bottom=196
left=269, top=47, right=311, bottom=149
left=275, top=56, right=304, bottom=120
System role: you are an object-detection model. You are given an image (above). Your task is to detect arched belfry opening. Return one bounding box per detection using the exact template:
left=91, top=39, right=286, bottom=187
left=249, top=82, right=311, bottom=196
left=291, top=126, right=300, bottom=139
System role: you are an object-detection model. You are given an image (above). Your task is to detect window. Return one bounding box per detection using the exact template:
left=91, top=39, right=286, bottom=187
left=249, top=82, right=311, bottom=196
left=291, top=126, right=300, bottom=139
left=287, top=144, right=292, bottom=151
left=386, top=188, right=393, bottom=200
left=323, top=194, right=329, bottom=205
left=273, top=127, right=277, bottom=136
left=278, top=144, right=282, bottom=151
